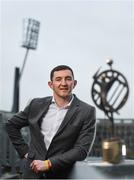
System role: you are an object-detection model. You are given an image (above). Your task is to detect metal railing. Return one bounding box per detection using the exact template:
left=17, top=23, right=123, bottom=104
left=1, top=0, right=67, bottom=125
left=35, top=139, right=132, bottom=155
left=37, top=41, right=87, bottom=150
left=90, top=118, right=134, bottom=158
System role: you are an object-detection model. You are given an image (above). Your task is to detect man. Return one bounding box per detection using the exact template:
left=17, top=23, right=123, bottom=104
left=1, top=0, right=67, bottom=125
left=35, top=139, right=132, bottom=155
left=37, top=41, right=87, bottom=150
left=6, top=65, right=96, bottom=179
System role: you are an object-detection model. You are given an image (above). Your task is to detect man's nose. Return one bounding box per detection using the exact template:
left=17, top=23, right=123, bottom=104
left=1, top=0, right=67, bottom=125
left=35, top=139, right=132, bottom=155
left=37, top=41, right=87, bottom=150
left=61, top=79, right=67, bottom=85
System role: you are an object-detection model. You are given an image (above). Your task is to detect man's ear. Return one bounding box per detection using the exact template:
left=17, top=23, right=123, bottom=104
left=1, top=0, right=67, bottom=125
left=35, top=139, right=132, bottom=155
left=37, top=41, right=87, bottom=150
left=48, top=81, right=53, bottom=89
left=73, top=80, right=77, bottom=88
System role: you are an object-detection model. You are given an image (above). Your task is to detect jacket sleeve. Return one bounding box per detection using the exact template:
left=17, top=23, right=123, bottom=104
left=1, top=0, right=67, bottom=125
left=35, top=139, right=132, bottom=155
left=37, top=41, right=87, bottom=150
left=6, top=101, right=32, bottom=158
left=49, top=107, right=96, bottom=172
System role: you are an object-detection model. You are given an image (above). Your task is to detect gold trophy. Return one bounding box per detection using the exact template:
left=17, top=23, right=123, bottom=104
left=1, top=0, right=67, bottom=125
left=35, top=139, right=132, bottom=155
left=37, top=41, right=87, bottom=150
left=102, top=137, right=122, bottom=164
left=91, top=59, right=129, bottom=164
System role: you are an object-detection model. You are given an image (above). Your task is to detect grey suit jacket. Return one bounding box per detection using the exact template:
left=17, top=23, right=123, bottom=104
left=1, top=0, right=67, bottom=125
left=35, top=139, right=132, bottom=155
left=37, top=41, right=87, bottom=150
left=6, top=94, right=96, bottom=179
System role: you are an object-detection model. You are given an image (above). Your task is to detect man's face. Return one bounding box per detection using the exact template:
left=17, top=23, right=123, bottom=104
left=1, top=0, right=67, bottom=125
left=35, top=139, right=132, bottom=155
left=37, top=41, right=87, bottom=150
left=48, top=69, right=77, bottom=98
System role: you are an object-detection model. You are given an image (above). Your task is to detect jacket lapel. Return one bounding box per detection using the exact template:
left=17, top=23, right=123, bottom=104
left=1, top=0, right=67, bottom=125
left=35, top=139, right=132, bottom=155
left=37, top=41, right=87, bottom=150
left=54, top=96, right=80, bottom=137
left=30, top=97, right=52, bottom=151
left=30, top=97, right=52, bottom=124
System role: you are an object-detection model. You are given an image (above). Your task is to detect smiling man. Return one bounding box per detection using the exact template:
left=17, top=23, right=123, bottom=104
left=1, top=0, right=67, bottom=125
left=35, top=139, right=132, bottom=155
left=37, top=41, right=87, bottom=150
left=6, top=65, right=96, bottom=179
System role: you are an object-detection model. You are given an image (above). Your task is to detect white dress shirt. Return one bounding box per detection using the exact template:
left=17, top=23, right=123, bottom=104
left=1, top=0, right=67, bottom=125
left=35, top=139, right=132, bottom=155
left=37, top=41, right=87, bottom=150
left=41, top=96, right=74, bottom=150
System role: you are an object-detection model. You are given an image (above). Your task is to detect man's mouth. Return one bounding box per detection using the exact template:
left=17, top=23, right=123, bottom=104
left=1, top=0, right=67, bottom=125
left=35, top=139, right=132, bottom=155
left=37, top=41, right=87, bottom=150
left=60, top=89, right=68, bottom=90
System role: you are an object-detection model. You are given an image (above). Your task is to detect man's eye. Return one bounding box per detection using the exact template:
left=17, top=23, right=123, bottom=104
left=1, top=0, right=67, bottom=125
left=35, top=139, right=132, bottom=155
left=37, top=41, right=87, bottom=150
left=66, top=77, right=72, bottom=81
left=55, top=78, right=61, bottom=81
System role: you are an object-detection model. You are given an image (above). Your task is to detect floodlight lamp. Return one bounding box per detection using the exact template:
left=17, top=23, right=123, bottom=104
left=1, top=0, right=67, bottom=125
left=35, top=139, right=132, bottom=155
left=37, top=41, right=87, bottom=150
left=22, top=18, right=40, bottom=50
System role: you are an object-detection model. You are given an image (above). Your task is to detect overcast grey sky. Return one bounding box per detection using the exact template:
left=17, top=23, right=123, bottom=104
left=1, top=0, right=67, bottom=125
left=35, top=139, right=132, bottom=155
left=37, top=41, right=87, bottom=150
left=0, top=0, right=134, bottom=119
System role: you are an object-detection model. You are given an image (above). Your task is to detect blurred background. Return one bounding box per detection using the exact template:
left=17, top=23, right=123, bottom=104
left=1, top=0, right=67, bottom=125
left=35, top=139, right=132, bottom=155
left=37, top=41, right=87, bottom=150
left=0, top=0, right=134, bottom=118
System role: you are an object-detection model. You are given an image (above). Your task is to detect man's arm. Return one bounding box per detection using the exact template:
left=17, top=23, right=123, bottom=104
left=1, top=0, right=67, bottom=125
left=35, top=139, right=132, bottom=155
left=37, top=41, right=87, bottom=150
left=6, top=103, right=30, bottom=158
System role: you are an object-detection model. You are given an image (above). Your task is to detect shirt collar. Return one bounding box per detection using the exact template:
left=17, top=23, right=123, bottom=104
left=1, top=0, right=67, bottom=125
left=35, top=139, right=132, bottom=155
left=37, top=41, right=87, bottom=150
left=51, top=95, right=74, bottom=109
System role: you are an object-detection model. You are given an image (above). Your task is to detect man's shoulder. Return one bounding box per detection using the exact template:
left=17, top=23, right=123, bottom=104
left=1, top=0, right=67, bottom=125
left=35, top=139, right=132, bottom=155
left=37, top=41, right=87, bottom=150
left=79, top=99, right=95, bottom=110
left=74, top=95, right=95, bottom=110
left=31, top=96, right=52, bottom=103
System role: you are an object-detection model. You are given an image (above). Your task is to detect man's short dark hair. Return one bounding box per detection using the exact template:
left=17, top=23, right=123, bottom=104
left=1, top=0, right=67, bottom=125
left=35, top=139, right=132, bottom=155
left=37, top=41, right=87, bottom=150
left=50, top=65, right=74, bottom=81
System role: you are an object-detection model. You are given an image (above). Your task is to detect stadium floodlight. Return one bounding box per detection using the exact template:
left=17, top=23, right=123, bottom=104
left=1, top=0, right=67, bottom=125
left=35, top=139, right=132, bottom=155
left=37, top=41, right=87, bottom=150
left=20, top=18, right=40, bottom=78
left=12, top=18, right=40, bottom=112
left=22, top=18, right=40, bottom=50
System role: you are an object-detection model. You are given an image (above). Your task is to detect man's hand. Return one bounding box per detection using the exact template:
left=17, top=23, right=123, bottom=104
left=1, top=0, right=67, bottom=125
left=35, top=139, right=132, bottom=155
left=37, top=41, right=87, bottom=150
left=30, top=160, right=48, bottom=173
